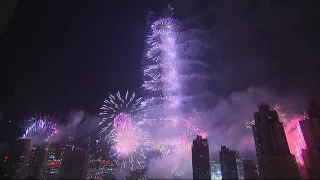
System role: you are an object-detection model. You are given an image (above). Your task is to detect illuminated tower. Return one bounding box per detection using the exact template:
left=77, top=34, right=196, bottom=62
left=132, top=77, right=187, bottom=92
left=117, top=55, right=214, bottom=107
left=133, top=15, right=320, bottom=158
left=252, top=104, right=300, bottom=179
left=219, top=146, right=238, bottom=180
left=299, top=100, right=320, bottom=179
left=192, top=135, right=211, bottom=180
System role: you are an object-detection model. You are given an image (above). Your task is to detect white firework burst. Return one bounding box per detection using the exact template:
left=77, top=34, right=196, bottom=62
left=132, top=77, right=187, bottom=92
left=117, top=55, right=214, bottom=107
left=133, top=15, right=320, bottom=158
left=100, top=91, right=143, bottom=127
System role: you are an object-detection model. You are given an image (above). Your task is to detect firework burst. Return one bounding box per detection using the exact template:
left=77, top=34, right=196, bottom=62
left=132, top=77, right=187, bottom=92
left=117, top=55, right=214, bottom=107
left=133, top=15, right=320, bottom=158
left=22, top=117, right=58, bottom=144
left=106, top=113, right=151, bottom=170
left=100, top=91, right=143, bottom=131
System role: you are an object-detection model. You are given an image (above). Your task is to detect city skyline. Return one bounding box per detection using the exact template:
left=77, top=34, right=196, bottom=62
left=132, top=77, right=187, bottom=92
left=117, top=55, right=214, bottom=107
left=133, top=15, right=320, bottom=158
left=0, top=0, right=320, bottom=179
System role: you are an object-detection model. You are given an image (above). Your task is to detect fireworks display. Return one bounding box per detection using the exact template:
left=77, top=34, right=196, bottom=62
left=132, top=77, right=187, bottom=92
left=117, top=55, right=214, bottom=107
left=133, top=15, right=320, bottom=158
left=106, top=113, right=150, bottom=170
left=5, top=2, right=317, bottom=180
left=99, top=92, right=150, bottom=170
left=135, top=7, right=212, bottom=174
left=142, top=5, right=182, bottom=114
left=22, top=117, right=58, bottom=144
left=100, top=91, right=143, bottom=132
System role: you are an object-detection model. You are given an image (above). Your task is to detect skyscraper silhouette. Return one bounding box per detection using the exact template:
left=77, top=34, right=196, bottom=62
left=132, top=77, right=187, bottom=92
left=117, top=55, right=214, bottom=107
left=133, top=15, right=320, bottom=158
left=299, top=100, right=320, bottom=179
left=219, top=146, right=238, bottom=180
left=192, top=135, right=211, bottom=180
left=252, top=104, right=300, bottom=179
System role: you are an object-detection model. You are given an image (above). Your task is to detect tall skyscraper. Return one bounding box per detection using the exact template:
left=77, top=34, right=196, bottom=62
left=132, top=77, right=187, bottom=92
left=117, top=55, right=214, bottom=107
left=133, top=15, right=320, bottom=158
left=252, top=104, right=300, bottom=179
left=299, top=100, right=320, bottom=179
left=219, top=146, right=238, bottom=180
left=192, top=135, right=211, bottom=180
left=242, top=159, right=258, bottom=179
left=59, top=148, right=89, bottom=179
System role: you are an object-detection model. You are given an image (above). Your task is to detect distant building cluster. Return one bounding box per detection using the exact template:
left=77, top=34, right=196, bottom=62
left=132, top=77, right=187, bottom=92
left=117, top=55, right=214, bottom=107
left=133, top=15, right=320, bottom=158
left=190, top=100, right=320, bottom=180
left=0, top=100, right=320, bottom=179
left=0, top=133, right=119, bottom=179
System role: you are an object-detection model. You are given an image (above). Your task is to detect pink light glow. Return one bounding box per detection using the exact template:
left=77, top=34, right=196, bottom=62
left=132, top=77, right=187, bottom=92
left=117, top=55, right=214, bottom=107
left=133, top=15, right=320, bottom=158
left=198, top=132, right=207, bottom=139
left=185, top=117, right=206, bottom=138
left=275, top=106, right=307, bottom=165
left=113, top=113, right=138, bottom=155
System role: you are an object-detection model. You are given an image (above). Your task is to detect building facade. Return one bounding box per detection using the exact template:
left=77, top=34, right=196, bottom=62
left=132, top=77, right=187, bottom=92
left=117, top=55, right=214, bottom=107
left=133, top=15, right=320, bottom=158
left=192, top=135, right=211, bottom=180
left=299, top=100, right=320, bottom=179
left=219, top=146, right=238, bottom=179
left=252, top=104, right=300, bottom=179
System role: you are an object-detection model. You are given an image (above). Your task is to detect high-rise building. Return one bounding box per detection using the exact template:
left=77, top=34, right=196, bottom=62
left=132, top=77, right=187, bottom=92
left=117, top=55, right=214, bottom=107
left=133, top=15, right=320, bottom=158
left=219, top=146, right=238, bottom=179
left=299, top=100, right=320, bottom=179
left=252, top=104, right=300, bottom=179
left=192, top=135, right=211, bottom=180
left=242, top=159, right=258, bottom=179
left=59, top=148, right=89, bottom=179
left=27, top=145, right=46, bottom=179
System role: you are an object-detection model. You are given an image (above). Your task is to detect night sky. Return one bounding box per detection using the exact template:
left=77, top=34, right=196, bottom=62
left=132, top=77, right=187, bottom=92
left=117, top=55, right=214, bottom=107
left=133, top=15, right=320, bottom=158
left=0, top=0, right=320, bottom=140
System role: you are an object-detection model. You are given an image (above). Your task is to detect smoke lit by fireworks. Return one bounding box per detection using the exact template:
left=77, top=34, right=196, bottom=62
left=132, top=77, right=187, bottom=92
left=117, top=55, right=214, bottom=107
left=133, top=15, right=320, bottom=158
left=99, top=92, right=150, bottom=170
left=22, top=117, right=58, bottom=143
left=107, top=113, right=150, bottom=170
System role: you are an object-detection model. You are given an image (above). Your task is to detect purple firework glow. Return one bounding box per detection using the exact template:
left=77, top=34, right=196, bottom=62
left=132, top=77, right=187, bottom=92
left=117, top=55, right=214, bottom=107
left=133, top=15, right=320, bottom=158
left=108, top=113, right=150, bottom=170
left=22, top=117, right=58, bottom=144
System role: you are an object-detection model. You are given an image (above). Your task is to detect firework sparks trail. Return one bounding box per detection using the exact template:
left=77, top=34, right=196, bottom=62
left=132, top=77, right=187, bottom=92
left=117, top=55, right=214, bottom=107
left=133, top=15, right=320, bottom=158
left=99, top=92, right=151, bottom=170
left=142, top=5, right=183, bottom=119
left=152, top=116, right=206, bottom=156
left=22, top=117, right=58, bottom=143
left=245, top=120, right=255, bottom=129
left=104, top=113, right=151, bottom=170
left=100, top=91, right=144, bottom=132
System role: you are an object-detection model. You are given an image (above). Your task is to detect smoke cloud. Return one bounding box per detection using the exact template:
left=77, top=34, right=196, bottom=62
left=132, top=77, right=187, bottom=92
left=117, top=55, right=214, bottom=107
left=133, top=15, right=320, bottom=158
left=145, top=86, right=307, bottom=179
